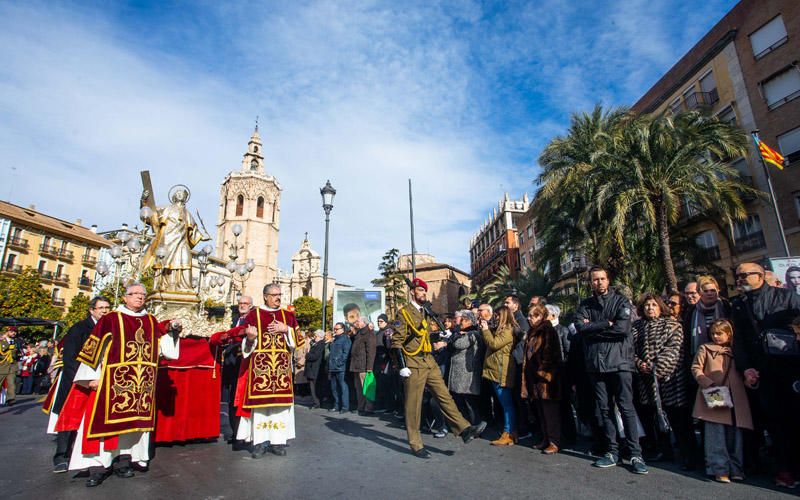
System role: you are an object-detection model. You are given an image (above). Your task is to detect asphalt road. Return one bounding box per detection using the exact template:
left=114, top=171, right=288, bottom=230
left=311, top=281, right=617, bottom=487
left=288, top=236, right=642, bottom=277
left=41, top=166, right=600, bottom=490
left=0, top=395, right=796, bottom=499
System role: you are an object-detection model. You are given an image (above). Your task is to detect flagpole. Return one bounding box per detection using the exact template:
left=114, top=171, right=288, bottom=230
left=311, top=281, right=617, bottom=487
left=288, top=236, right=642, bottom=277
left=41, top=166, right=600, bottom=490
left=752, top=130, right=790, bottom=257
left=408, top=179, right=417, bottom=279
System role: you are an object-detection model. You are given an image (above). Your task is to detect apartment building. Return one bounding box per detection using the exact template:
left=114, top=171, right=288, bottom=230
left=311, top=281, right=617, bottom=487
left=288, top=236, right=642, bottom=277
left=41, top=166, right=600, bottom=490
left=632, top=0, right=800, bottom=289
left=0, top=201, right=111, bottom=310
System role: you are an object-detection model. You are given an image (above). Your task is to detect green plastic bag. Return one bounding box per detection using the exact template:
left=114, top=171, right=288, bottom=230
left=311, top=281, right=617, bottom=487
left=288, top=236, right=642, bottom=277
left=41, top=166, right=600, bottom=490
left=362, top=371, right=376, bottom=401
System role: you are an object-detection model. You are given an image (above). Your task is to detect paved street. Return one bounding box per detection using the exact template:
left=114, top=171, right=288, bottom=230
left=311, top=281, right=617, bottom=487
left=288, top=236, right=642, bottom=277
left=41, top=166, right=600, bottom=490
left=1, top=395, right=796, bottom=500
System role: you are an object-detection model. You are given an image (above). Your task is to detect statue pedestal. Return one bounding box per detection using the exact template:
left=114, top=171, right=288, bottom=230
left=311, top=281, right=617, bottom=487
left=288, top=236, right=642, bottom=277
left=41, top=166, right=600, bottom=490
left=147, top=290, right=229, bottom=338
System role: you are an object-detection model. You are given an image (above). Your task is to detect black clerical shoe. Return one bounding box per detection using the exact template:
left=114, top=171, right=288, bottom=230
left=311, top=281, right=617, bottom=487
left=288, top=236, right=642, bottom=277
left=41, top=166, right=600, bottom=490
left=114, top=466, right=134, bottom=478
left=251, top=444, right=268, bottom=459
left=268, top=444, right=287, bottom=456
left=85, top=471, right=108, bottom=487
left=52, top=462, right=68, bottom=474
left=461, top=421, right=487, bottom=444
left=412, top=448, right=432, bottom=459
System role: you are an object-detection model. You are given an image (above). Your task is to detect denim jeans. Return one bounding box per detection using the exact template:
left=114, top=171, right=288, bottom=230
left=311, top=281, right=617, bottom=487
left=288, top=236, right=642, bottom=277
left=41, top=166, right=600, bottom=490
left=492, top=382, right=516, bottom=434
left=330, top=371, right=349, bottom=411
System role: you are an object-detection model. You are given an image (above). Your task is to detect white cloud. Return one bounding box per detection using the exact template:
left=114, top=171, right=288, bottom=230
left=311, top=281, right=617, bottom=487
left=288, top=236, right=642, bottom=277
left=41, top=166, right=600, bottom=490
left=0, top=0, right=738, bottom=289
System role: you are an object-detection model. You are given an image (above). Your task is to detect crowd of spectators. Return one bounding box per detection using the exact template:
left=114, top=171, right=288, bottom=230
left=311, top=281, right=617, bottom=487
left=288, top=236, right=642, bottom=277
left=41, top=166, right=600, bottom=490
left=290, top=261, right=800, bottom=487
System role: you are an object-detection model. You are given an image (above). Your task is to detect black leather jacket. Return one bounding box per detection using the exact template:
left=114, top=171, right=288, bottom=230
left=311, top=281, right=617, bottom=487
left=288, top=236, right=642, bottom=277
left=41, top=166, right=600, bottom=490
left=731, top=284, right=800, bottom=373
left=574, top=291, right=634, bottom=373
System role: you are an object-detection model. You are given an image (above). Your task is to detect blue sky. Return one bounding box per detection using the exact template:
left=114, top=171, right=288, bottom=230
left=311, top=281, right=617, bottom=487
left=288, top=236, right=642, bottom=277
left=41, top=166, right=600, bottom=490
left=0, top=0, right=737, bottom=287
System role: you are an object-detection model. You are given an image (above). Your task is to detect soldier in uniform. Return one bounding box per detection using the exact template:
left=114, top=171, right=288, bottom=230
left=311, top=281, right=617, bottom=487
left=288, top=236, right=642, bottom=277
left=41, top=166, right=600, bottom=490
left=391, top=278, right=486, bottom=458
left=0, top=327, right=19, bottom=406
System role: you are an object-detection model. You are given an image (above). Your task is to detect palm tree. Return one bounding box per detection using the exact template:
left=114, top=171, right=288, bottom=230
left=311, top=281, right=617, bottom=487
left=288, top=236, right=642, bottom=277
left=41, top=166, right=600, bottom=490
left=589, top=109, right=758, bottom=292
left=535, top=105, right=630, bottom=278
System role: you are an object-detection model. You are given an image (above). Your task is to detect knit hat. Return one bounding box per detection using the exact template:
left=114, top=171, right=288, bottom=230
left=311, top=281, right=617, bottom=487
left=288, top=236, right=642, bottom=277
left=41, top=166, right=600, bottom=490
left=377, top=313, right=389, bottom=323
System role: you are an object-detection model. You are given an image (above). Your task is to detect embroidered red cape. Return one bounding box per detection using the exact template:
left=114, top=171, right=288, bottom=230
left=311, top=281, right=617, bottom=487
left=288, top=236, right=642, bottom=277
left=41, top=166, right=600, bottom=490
left=61, top=311, right=167, bottom=439
left=234, top=308, right=302, bottom=416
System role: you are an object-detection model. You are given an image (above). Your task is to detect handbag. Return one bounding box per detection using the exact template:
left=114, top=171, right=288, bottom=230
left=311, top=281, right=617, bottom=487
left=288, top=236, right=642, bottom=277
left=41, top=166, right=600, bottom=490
left=362, top=371, right=376, bottom=402
left=761, top=329, right=800, bottom=358
left=742, top=295, right=800, bottom=358
left=701, top=356, right=734, bottom=409
left=651, top=358, right=672, bottom=434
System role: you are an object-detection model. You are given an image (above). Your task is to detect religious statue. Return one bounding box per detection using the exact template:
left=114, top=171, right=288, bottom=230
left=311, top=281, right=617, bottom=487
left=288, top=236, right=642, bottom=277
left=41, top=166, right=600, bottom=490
left=140, top=184, right=211, bottom=293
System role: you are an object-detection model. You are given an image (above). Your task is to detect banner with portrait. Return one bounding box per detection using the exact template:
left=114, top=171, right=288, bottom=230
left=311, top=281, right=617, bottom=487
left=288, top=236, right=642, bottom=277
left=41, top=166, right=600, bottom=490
left=332, top=288, right=386, bottom=328
left=769, top=257, right=800, bottom=295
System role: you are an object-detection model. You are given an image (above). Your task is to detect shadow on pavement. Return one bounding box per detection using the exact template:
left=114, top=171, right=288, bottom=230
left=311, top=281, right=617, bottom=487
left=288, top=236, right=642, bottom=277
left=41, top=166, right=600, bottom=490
left=323, top=415, right=455, bottom=457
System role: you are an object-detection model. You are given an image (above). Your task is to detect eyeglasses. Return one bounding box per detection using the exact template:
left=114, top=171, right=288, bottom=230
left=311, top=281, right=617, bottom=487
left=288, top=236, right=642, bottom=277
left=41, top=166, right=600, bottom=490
left=265, top=293, right=281, bottom=297
left=126, top=292, right=146, bottom=297
left=666, top=300, right=680, bottom=307
left=735, top=271, right=762, bottom=280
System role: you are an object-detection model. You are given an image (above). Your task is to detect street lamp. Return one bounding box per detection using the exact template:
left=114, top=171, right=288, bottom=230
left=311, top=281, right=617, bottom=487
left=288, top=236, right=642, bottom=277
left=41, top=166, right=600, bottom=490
left=320, top=180, right=336, bottom=332
left=225, top=225, right=253, bottom=305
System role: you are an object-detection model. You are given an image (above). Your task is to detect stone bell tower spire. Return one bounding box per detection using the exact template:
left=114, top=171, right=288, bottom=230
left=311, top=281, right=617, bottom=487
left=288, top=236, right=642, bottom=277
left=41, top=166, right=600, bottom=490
left=217, top=123, right=282, bottom=301
left=241, top=118, right=265, bottom=173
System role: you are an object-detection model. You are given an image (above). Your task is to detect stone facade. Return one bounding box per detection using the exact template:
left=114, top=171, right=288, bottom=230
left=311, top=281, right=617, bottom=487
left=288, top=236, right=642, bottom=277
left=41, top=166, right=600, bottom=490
left=469, top=193, right=530, bottom=287
left=216, top=127, right=282, bottom=301
left=398, top=254, right=471, bottom=314
left=276, top=236, right=336, bottom=304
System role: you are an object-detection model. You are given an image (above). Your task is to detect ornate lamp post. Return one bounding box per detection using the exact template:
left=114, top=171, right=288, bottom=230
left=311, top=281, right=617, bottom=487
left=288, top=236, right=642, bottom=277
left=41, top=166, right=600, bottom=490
left=193, top=244, right=214, bottom=313
left=320, top=180, right=336, bottom=332
left=225, top=223, right=255, bottom=304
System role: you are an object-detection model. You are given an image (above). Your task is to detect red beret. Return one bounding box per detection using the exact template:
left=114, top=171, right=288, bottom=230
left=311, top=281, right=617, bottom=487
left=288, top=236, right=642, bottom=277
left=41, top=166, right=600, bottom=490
left=411, top=278, right=428, bottom=291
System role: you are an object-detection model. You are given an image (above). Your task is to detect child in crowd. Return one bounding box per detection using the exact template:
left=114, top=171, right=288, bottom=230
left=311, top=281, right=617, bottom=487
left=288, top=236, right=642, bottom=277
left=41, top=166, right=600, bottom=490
left=690, top=319, right=752, bottom=483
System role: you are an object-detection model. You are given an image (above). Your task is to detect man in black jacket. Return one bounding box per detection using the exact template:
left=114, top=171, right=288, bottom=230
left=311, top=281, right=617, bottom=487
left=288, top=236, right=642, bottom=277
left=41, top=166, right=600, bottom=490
left=575, top=266, right=646, bottom=475
left=730, top=262, right=800, bottom=488
left=304, top=330, right=326, bottom=409
left=51, top=296, right=111, bottom=473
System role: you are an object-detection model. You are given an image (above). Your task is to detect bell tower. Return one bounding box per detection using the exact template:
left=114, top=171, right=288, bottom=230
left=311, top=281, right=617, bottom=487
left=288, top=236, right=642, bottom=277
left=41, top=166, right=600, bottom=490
left=216, top=124, right=281, bottom=302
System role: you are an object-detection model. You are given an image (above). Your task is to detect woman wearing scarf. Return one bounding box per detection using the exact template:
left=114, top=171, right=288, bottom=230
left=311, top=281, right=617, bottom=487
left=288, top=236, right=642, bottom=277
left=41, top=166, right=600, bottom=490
left=633, top=293, right=695, bottom=468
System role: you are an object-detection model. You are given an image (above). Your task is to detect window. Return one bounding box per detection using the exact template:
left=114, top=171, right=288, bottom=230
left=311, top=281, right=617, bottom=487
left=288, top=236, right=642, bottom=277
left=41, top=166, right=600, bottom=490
left=695, top=230, right=720, bottom=261
left=750, top=15, right=788, bottom=59
left=235, top=195, right=244, bottom=216
left=716, top=105, right=737, bottom=126
left=253, top=145, right=259, bottom=153
left=777, top=126, right=800, bottom=165
left=527, top=225, right=533, bottom=238
left=256, top=197, right=264, bottom=218
left=795, top=192, right=800, bottom=220
left=699, top=71, right=717, bottom=94
left=250, top=159, right=258, bottom=171
left=521, top=254, right=527, bottom=267
left=733, top=214, right=766, bottom=253
left=56, top=264, right=64, bottom=277
left=730, top=158, right=751, bottom=181
left=519, top=233, right=524, bottom=245
left=38, top=260, right=46, bottom=272
left=683, top=85, right=699, bottom=109
left=761, top=67, right=800, bottom=109
left=669, top=97, right=682, bottom=115
left=5, top=254, right=16, bottom=269
left=52, top=288, right=60, bottom=300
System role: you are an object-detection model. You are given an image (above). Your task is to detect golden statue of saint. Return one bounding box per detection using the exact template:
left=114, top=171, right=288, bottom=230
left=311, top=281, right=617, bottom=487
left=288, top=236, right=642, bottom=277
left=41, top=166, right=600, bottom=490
left=140, top=185, right=209, bottom=293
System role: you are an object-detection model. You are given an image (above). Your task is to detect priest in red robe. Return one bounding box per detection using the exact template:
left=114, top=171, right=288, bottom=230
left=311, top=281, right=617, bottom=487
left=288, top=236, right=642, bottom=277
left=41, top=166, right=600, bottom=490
left=235, top=283, right=303, bottom=458
left=56, top=283, right=181, bottom=487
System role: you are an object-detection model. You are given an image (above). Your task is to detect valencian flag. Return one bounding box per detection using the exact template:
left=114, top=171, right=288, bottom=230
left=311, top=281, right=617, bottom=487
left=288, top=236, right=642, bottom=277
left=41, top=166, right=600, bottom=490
left=752, top=133, right=785, bottom=170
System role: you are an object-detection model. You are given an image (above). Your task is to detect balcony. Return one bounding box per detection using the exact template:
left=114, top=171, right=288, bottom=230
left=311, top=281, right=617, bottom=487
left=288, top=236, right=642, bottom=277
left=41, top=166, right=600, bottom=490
left=684, top=89, right=719, bottom=110
left=81, top=254, right=98, bottom=267
left=57, top=249, right=74, bottom=262
left=7, top=237, right=29, bottom=251
left=39, top=270, right=54, bottom=282
left=53, top=274, right=70, bottom=285
left=52, top=298, right=66, bottom=307
left=1, top=264, right=23, bottom=275
left=734, top=231, right=766, bottom=254
left=39, top=244, right=60, bottom=258
left=702, top=245, right=721, bottom=261
left=78, top=277, right=93, bottom=290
